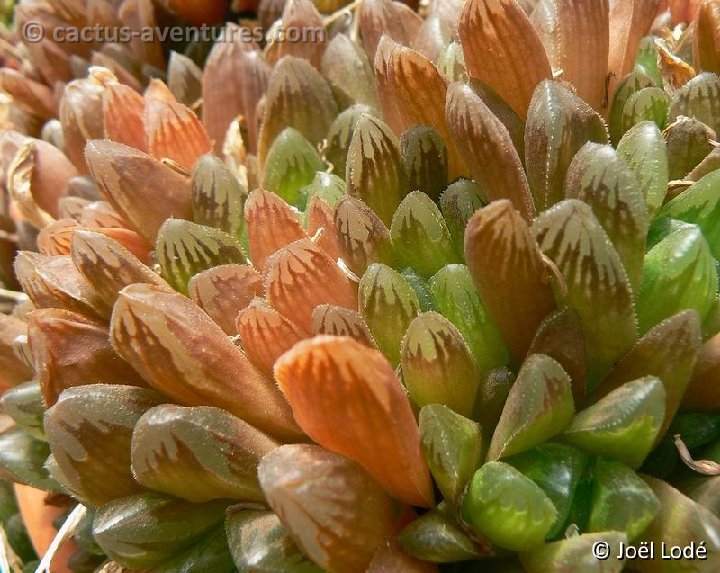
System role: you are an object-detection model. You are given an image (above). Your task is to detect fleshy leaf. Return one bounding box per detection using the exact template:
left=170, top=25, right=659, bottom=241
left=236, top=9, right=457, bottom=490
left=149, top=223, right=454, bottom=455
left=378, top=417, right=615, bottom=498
left=397, top=510, right=483, bottom=563
left=634, top=476, right=720, bottom=572
left=465, top=200, right=556, bottom=367
left=156, top=218, right=246, bottom=295
left=562, top=376, right=666, bottom=468
left=617, top=121, right=669, bottom=217
left=418, top=404, right=483, bottom=507
left=669, top=72, right=720, bottom=134
left=608, top=73, right=655, bottom=145
left=187, top=264, right=261, bottom=335
left=245, top=189, right=307, bottom=270
left=44, top=384, right=163, bottom=506
left=446, top=82, right=535, bottom=222
left=0, top=427, right=58, bottom=491
left=636, top=224, right=717, bottom=334
left=92, top=492, right=228, bottom=570
left=621, top=86, right=670, bottom=133
left=506, top=443, right=588, bottom=539
left=0, top=381, right=45, bottom=440
left=564, top=142, right=650, bottom=291
left=258, top=444, right=397, bottom=572
left=257, top=56, right=338, bottom=169
left=359, top=263, right=421, bottom=365
left=695, top=0, right=720, bottom=75
left=373, top=37, right=466, bottom=180
left=84, top=140, right=192, bottom=243
left=264, top=239, right=357, bottom=334
left=402, top=312, right=480, bottom=417
left=588, top=458, right=660, bottom=540
left=262, top=128, right=325, bottom=208
left=236, top=304, right=306, bottom=378
left=460, top=461, right=557, bottom=552
left=401, top=126, right=448, bottom=201
left=391, top=192, right=461, bottom=279
left=311, top=304, right=376, bottom=348
left=487, top=354, right=574, bottom=460
left=595, top=310, right=702, bottom=439
left=345, top=113, right=409, bottom=226
left=131, top=405, right=278, bottom=502
left=657, top=169, right=720, bottom=259
left=324, top=104, right=375, bottom=177
left=334, top=195, right=395, bottom=277
left=664, top=116, right=716, bottom=181
left=525, top=80, right=609, bottom=212
left=439, top=179, right=486, bottom=257
left=191, top=154, right=246, bottom=241
left=458, top=0, right=552, bottom=119
left=533, top=199, right=638, bottom=384
left=520, top=532, right=627, bottom=573
left=225, top=510, right=322, bottom=573
left=274, top=336, right=433, bottom=507
left=321, top=32, right=379, bottom=110
left=110, top=284, right=302, bottom=441
left=28, top=308, right=145, bottom=406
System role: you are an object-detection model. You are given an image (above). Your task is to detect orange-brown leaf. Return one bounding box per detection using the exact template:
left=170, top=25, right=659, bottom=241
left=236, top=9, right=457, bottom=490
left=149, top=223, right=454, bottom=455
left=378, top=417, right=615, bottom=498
left=245, top=189, right=307, bottom=270
left=458, top=0, right=553, bottom=119
left=275, top=335, right=434, bottom=507
left=695, top=0, right=720, bottom=74
left=188, top=264, right=261, bottom=335
left=265, top=239, right=357, bottom=333
left=237, top=305, right=306, bottom=377
left=374, top=37, right=467, bottom=180
left=103, top=84, right=148, bottom=152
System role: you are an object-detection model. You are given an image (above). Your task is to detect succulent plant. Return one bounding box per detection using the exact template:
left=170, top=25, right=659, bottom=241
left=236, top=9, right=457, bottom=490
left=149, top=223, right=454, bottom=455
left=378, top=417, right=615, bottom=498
left=1, top=0, right=720, bottom=571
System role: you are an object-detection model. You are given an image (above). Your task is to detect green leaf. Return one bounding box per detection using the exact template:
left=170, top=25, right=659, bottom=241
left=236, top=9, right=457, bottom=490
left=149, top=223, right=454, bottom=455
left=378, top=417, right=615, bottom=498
left=0, top=380, right=45, bottom=440
left=147, top=525, right=236, bottom=573
left=324, top=104, right=375, bottom=176
left=460, top=461, right=558, bottom=552
left=0, top=427, right=58, bottom=491
left=562, top=376, right=666, bottom=468
left=428, top=264, right=507, bottom=374
left=525, top=80, right=609, bottom=211
left=609, top=72, right=654, bottom=145
left=359, top=263, right=420, bottom=365
left=669, top=72, right=720, bottom=134
left=92, top=492, right=228, bottom=569
left=401, top=125, right=448, bottom=201
left=533, top=199, right=638, bottom=384
left=391, top=191, right=461, bottom=278
left=487, top=354, right=574, bottom=461
left=664, top=116, right=716, bottom=181
left=262, top=128, right=325, bottom=208
left=564, top=142, right=649, bottom=291
left=346, top=113, right=409, bottom=226
left=225, top=510, right=322, bottom=573
left=636, top=224, right=717, bottom=334
left=397, top=510, right=482, bottom=563
left=419, top=404, right=483, bottom=507
left=588, top=458, right=659, bottom=541
left=131, top=405, right=278, bottom=503
left=191, top=154, right=246, bottom=241
left=156, top=219, right=246, bottom=295
left=621, top=87, right=670, bottom=133
left=617, top=121, right=668, bottom=218
left=506, top=443, right=588, bottom=539
left=657, top=169, right=720, bottom=259
left=439, top=179, right=486, bottom=257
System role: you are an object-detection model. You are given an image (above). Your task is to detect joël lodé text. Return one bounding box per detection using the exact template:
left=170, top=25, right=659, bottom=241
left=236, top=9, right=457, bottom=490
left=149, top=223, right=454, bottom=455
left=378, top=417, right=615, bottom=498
left=616, top=541, right=708, bottom=560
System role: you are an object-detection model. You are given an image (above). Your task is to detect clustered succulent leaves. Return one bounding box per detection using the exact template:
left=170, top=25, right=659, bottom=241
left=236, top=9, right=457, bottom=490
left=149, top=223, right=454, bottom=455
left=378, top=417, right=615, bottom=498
left=1, top=0, right=720, bottom=571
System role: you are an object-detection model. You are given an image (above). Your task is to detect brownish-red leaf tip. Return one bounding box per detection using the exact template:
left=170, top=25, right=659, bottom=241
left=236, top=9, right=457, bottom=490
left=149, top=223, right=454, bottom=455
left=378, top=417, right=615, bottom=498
left=464, top=200, right=555, bottom=366
left=265, top=239, right=357, bottom=334
left=275, top=335, right=434, bottom=507
left=446, top=83, right=535, bottom=221
left=458, top=0, right=553, bottom=119
left=245, top=189, right=308, bottom=270
left=237, top=305, right=307, bottom=378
